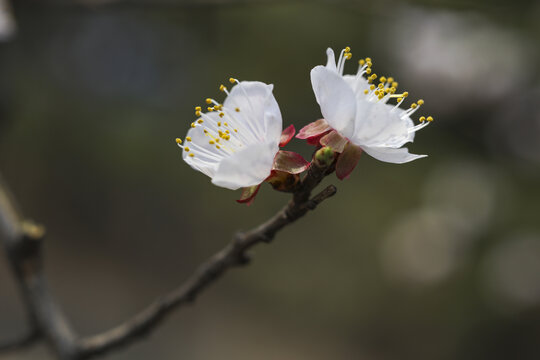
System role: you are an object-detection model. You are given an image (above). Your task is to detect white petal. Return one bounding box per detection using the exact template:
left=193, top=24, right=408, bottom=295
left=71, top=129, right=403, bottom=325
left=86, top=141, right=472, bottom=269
left=361, top=145, right=427, bottom=164
left=211, top=142, right=278, bottom=190
left=262, top=90, right=283, bottom=146
left=311, top=65, right=356, bottom=139
left=343, top=74, right=370, bottom=94
left=350, top=101, right=410, bottom=148
left=325, top=48, right=337, bottom=72
left=182, top=125, right=222, bottom=177
left=224, top=81, right=276, bottom=140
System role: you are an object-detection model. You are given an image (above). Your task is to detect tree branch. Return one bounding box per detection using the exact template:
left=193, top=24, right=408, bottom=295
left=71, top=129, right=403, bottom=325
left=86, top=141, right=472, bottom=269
left=0, top=159, right=337, bottom=359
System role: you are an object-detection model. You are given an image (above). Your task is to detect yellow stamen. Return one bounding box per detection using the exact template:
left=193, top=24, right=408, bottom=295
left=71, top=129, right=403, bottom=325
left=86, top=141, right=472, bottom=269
left=219, top=112, right=224, bottom=118
left=417, top=99, right=424, bottom=105
left=195, top=106, right=201, bottom=111
left=219, top=84, right=226, bottom=92
left=197, top=119, right=203, bottom=124
left=205, top=98, right=212, bottom=104
left=191, top=123, right=196, bottom=128
left=207, top=107, right=214, bottom=112
left=189, top=153, right=194, bottom=157
left=427, top=116, right=434, bottom=122
left=195, top=111, right=201, bottom=117
left=175, top=138, right=182, bottom=144
left=186, top=136, right=192, bottom=142
left=419, top=116, right=426, bottom=123
left=184, top=147, right=190, bottom=152
left=411, top=103, right=417, bottom=109
left=229, top=77, right=236, bottom=84
left=235, top=107, right=240, bottom=112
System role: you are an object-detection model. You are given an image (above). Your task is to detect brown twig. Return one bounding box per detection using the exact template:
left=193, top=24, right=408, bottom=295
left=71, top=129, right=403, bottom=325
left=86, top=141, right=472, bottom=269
left=0, top=159, right=337, bottom=360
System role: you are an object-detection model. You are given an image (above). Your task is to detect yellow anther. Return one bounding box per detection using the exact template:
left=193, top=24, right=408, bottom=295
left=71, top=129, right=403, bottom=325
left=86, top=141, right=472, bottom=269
left=378, top=94, right=384, bottom=100
left=218, top=130, right=223, bottom=136
left=213, top=105, right=219, bottom=111
left=345, top=46, right=351, bottom=52
left=364, top=89, right=369, bottom=94
left=374, top=90, right=380, bottom=96
left=184, top=147, right=190, bottom=152
left=207, top=107, right=214, bottom=112
left=225, top=130, right=230, bottom=134
left=365, top=57, right=372, bottom=62
left=195, top=106, right=201, bottom=111
left=219, top=112, right=224, bottom=118
left=419, top=116, right=426, bottom=122
left=216, top=145, right=221, bottom=149
left=209, top=140, right=215, bottom=144
left=186, top=136, right=192, bottom=142
left=224, top=122, right=229, bottom=126
left=402, top=91, right=409, bottom=97
left=217, top=122, right=221, bottom=126
left=365, top=68, right=372, bottom=74
left=379, top=76, right=387, bottom=83
left=229, top=77, right=236, bottom=84
left=189, top=153, right=194, bottom=157
left=205, top=98, right=212, bottom=104
left=392, top=82, right=398, bottom=88
left=346, top=53, right=352, bottom=60
left=397, top=97, right=403, bottom=102
left=195, top=111, right=201, bottom=117
left=370, top=84, right=376, bottom=90
left=197, top=119, right=203, bottom=124
left=216, top=138, right=220, bottom=143
left=411, top=103, right=417, bottom=109
left=366, top=61, right=372, bottom=67
left=203, top=129, right=208, bottom=134
left=427, top=116, right=434, bottom=122
left=191, top=123, right=196, bottom=128
left=176, top=138, right=182, bottom=144
left=378, top=83, right=384, bottom=89
left=390, top=87, right=396, bottom=93
left=359, top=59, right=365, bottom=66
left=219, top=84, right=226, bottom=92
left=417, top=99, right=424, bottom=105
left=385, top=88, right=391, bottom=93
left=226, top=135, right=231, bottom=140
left=387, top=77, right=394, bottom=83
left=370, top=74, right=377, bottom=80
left=234, top=129, right=238, bottom=132
left=235, top=107, right=240, bottom=112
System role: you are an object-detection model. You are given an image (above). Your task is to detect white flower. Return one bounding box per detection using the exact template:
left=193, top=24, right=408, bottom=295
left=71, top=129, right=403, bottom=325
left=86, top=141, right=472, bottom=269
left=310, top=47, right=433, bottom=164
left=176, top=79, right=283, bottom=190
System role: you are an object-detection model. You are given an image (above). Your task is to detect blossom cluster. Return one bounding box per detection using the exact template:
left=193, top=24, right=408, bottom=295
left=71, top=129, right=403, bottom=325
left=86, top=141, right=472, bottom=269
left=176, top=47, right=434, bottom=204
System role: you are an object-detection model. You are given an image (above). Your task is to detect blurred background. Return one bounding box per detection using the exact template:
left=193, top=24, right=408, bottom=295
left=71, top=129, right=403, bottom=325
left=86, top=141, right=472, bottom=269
left=1, top=0, right=539, bottom=359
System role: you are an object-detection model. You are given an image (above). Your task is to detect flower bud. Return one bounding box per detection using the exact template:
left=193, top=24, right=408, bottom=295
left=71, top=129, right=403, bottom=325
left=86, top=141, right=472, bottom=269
left=314, top=146, right=335, bottom=168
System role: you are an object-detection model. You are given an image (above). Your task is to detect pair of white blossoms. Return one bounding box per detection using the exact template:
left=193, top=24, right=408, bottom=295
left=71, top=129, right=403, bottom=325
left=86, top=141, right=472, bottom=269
left=177, top=47, right=433, bottom=193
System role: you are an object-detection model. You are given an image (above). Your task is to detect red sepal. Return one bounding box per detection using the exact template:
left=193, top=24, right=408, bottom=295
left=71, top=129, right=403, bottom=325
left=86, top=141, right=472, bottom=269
left=296, top=119, right=331, bottom=139
left=279, top=124, right=295, bottom=147
left=336, top=143, right=363, bottom=180
left=236, top=184, right=261, bottom=206
left=272, top=150, right=310, bottom=174
left=306, top=130, right=331, bottom=146
left=320, top=130, right=348, bottom=153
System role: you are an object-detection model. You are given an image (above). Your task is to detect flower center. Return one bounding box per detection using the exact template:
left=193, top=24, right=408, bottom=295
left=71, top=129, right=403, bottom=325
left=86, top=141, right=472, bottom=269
left=176, top=78, right=258, bottom=159
left=338, top=46, right=435, bottom=125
